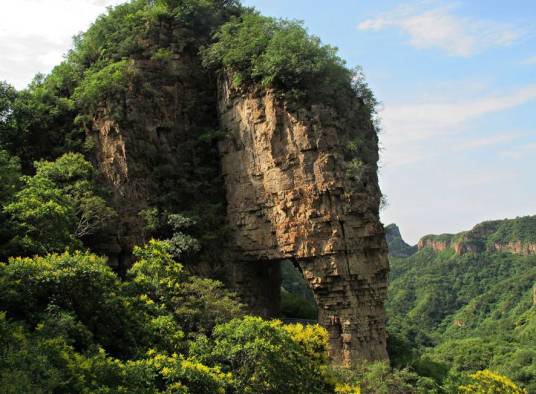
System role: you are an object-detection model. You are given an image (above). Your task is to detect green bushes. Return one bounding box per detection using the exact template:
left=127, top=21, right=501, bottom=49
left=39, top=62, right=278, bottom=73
left=191, top=317, right=332, bottom=393
left=328, top=362, right=439, bottom=394
left=460, top=370, right=528, bottom=394
left=488, top=215, right=536, bottom=245
left=202, top=13, right=359, bottom=106
left=73, top=60, right=132, bottom=114
left=0, top=252, right=143, bottom=357
left=0, top=240, right=356, bottom=393
left=3, top=153, right=116, bottom=255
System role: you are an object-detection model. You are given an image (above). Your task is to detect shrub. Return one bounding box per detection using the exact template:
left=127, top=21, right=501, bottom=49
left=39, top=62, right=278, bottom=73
left=202, top=12, right=359, bottom=108
left=459, top=370, right=528, bottom=394
left=3, top=153, right=116, bottom=255
left=191, top=316, right=333, bottom=393
left=0, top=252, right=142, bottom=357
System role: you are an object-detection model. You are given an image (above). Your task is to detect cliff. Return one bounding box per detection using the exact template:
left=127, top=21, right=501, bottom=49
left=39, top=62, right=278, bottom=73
left=57, top=0, right=389, bottom=365
left=417, top=216, right=536, bottom=256
left=218, top=78, right=389, bottom=364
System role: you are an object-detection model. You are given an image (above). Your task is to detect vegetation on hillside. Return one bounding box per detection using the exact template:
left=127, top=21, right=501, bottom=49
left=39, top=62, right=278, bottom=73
left=387, top=224, right=536, bottom=393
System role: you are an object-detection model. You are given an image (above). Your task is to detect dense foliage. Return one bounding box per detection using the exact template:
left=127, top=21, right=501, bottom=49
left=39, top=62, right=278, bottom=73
left=0, top=239, right=441, bottom=393
left=202, top=12, right=378, bottom=114
left=0, top=151, right=116, bottom=258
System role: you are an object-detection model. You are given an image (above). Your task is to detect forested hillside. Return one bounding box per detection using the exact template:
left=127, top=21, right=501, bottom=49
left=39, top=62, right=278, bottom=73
left=387, top=217, right=536, bottom=393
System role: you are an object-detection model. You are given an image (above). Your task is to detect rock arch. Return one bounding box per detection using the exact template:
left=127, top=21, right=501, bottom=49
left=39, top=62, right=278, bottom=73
left=218, top=79, right=389, bottom=364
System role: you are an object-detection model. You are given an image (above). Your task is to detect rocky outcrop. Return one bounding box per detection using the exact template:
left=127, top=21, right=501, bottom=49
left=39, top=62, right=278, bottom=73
left=88, top=59, right=389, bottom=364
left=492, top=241, right=536, bottom=256
left=88, top=56, right=222, bottom=269
left=417, top=235, right=452, bottom=252
left=218, top=78, right=389, bottom=365
left=385, top=224, right=417, bottom=257
left=417, top=217, right=536, bottom=257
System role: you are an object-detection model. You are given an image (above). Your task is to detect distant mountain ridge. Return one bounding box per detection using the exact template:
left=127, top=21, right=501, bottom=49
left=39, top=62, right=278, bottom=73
left=386, top=215, right=536, bottom=258
left=416, top=215, right=536, bottom=256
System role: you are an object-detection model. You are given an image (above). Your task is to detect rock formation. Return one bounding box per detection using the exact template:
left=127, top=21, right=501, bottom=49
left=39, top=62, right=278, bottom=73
left=218, top=78, right=389, bottom=364
left=417, top=216, right=536, bottom=256
left=85, top=26, right=389, bottom=366
left=385, top=224, right=417, bottom=257
left=417, top=235, right=452, bottom=252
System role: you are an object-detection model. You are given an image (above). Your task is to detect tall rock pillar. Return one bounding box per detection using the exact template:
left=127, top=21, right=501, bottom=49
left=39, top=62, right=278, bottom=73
left=218, top=79, right=389, bottom=365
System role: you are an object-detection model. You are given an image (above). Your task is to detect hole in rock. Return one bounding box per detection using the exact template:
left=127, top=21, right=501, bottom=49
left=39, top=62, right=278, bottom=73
left=279, top=259, right=318, bottom=324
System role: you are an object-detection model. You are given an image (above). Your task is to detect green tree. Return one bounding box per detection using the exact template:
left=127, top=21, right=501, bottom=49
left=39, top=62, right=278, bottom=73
left=202, top=13, right=351, bottom=104
left=4, top=152, right=116, bottom=255
left=0, top=150, right=21, bottom=257
left=128, top=240, right=243, bottom=338
left=0, top=252, right=142, bottom=357
left=460, top=370, right=528, bottom=394
left=191, top=316, right=332, bottom=393
left=329, top=362, right=439, bottom=394
left=0, top=82, right=18, bottom=151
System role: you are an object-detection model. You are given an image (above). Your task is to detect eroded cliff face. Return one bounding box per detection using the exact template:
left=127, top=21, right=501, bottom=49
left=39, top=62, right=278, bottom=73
left=417, top=236, right=452, bottom=253
left=491, top=241, right=536, bottom=256
left=88, top=56, right=223, bottom=268
left=417, top=218, right=536, bottom=257
left=87, top=57, right=389, bottom=364
left=218, top=78, right=389, bottom=364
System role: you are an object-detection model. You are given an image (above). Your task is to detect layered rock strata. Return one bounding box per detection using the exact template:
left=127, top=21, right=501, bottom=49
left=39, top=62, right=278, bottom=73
left=218, top=79, right=389, bottom=364
left=418, top=218, right=536, bottom=257
left=88, top=58, right=389, bottom=364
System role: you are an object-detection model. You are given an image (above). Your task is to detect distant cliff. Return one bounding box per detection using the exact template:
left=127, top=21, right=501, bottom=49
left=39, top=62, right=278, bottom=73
left=417, top=216, right=536, bottom=256
left=385, top=224, right=417, bottom=257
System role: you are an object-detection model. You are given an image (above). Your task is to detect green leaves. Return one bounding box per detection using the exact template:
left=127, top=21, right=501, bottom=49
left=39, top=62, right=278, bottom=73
left=3, top=153, right=116, bottom=255
left=0, top=150, right=21, bottom=205
left=129, top=240, right=242, bottom=337
left=73, top=60, right=132, bottom=114
left=203, top=13, right=351, bottom=100
left=191, top=316, right=332, bottom=394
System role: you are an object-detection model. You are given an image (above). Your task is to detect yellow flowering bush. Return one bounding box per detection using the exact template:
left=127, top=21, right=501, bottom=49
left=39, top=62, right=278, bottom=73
left=459, top=370, right=528, bottom=394
left=335, top=383, right=362, bottom=394
left=283, top=322, right=329, bottom=365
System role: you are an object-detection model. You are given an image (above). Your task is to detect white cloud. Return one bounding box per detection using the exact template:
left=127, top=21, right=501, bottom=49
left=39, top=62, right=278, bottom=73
left=381, top=85, right=536, bottom=145
left=378, top=84, right=536, bottom=169
left=0, top=0, right=125, bottom=89
left=357, top=2, right=522, bottom=57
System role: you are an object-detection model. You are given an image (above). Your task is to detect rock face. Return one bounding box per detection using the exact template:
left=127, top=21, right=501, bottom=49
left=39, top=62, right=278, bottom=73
left=89, top=57, right=222, bottom=269
left=218, top=79, right=389, bottom=364
left=417, top=236, right=452, bottom=252
left=88, top=62, right=389, bottom=364
left=492, top=241, right=536, bottom=256
left=417, top=217, right=536, bottom=257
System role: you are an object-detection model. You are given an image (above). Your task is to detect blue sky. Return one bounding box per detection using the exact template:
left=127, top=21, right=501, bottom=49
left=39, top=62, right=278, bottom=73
left=242, top=0, right=536, bottom=243
left=1, top=0, right=535, bottom=243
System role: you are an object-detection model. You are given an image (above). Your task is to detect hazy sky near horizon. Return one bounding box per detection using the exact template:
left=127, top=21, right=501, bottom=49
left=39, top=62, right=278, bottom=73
left=1, top=0, right=535, bottom=243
